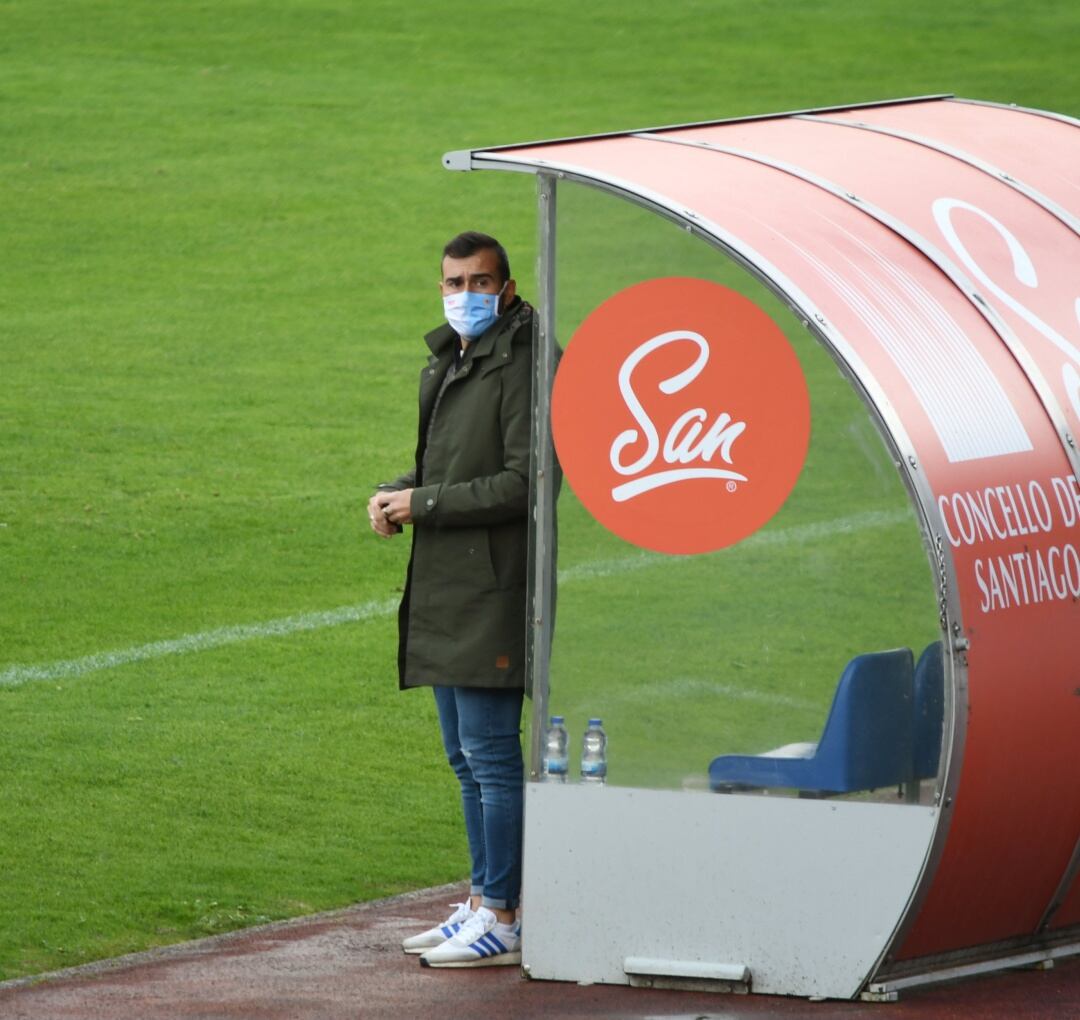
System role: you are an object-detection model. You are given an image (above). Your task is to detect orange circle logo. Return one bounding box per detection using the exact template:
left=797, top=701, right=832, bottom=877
left=551, top=277, right=811, bottom=555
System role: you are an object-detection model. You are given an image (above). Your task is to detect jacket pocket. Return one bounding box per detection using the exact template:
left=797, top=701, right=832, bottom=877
left=445, top=526, right=500, bottom=591
left=487, top=520, right=527, bottom=590
left=411, top=527, right=500, bottom=607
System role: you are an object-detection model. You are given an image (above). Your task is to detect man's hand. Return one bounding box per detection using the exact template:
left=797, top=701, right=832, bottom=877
left=368, top=489, right=413, bottom=537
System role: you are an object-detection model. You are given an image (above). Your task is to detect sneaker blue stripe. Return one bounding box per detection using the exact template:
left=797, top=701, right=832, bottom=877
left=468, top=939, right=492, bottom=958
left=485, top=932, right=507, bottom=953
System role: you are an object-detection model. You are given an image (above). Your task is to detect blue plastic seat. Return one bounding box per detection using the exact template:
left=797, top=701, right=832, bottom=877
left=709, top=648, right=915, bottom=795
left=912, top=641, right=945, bottom=780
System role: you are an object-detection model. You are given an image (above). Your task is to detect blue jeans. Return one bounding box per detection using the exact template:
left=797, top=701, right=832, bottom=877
left=433, top=685, right=524, bottom=911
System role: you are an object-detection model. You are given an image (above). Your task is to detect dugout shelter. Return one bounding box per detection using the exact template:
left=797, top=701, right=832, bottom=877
left=444, top=95, right=1080, bottom=999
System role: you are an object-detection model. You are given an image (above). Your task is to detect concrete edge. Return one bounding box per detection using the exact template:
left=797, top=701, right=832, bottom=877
left=0, top=881, right=466, bottom=993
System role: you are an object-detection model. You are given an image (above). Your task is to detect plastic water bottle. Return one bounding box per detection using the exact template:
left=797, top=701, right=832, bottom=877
left=580, top=718, right=607, bottom=784
left=542, top=715, right=569, bottom=783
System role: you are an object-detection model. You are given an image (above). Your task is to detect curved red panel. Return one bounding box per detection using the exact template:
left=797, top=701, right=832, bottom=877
left=673, top=116, right=1080, bottom=443
left=826, top=99, right=1080, bottom=225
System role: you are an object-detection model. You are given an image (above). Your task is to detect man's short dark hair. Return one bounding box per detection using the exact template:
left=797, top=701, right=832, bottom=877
left=442, top=231, right=511, bottom=285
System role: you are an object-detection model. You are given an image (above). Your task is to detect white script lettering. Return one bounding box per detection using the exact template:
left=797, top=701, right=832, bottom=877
left=932, top=197, right=1080, bottom=423
left=609, top=330, right=747, bottom=502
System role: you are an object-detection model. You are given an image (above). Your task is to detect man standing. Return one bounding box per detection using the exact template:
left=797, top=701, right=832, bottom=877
left=368, top=231, right=532, bottom=967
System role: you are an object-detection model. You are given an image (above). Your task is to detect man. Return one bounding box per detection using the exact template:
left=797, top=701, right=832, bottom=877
left=368, top=231, right=533, bottom=968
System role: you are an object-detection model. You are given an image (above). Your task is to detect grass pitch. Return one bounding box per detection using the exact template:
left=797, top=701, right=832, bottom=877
left=2, top=0, right=1078, bottom=980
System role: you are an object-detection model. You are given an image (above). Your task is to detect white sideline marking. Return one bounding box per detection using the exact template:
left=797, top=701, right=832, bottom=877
left=607, top=676, right=817, bottom=711
left=0, top=600, right=398, bottom=688
left=0, top=508, right=912, bottom=689
left=557, top=507, right=911, bottom=582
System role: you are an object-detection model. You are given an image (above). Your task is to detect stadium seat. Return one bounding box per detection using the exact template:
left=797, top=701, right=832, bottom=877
left=709, top=648, right=916, bottom=796
left=912, top=641, right=945, bottom=780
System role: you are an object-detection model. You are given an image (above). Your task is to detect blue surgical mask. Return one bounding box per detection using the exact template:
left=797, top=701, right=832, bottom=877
left=443, top=283, right=506, bottom=339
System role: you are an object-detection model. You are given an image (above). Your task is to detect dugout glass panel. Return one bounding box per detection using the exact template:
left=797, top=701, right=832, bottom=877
left=527, top=178, right=942, bottom=804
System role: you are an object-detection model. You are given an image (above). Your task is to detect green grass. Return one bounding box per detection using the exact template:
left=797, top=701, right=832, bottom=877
left=2, top=0, right=1079, bottom=982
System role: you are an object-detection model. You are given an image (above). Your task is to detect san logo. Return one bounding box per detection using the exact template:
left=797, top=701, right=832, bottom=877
left=551, top=277, right=810, bottom=555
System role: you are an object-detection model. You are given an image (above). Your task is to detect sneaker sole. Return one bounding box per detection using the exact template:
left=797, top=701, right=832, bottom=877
left=419, top=950, right=522, bottom=969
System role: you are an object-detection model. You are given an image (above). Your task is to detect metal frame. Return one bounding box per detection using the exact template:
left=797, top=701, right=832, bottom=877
left=525, top=174, right=559, bottom=780
left=951, top=96, right=1080, bottom=131
left=865, top=936, right=1080, bottom=1001
left=442, top=95, right=954, bottom=172
left=1040, top=824, right=1080, bottom=933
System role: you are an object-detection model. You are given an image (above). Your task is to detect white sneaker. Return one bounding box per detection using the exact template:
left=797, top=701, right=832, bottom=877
left=401, top=901, right=474, bottom=955
left=419, top=906, right=521, bottom=968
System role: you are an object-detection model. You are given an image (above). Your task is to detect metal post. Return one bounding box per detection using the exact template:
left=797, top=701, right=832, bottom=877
left=526, top=172, right=557, bottom=780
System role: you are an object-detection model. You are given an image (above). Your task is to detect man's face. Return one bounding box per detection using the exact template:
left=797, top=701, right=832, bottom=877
left=440, top=248, right=516, bottom=309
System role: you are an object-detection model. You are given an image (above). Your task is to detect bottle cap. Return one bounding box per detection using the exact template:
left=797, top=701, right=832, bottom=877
left=550, top=715, right=564, bottom=724
left=588, top=717, right=602, bottom=726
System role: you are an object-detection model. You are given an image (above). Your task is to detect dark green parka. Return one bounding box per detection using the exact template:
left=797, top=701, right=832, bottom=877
left=378, top=297, right=535, bottom=691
